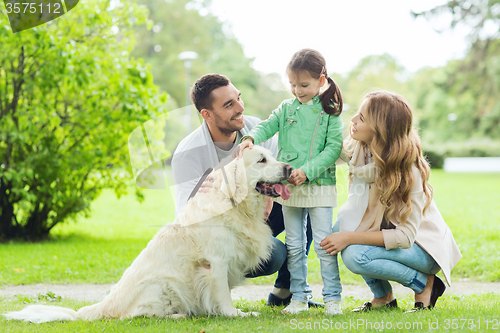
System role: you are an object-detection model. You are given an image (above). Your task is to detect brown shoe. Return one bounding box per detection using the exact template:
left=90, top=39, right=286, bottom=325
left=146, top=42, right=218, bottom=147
left=351, top=299, right=397, bottom=312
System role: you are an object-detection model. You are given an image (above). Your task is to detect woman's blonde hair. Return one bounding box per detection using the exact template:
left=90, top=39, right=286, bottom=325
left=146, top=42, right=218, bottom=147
left=348, top=91, right=433, bottom=224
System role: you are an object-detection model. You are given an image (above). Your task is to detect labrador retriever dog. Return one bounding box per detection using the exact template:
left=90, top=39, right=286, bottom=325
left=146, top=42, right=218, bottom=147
left=4, top=146, right=291, bottom=323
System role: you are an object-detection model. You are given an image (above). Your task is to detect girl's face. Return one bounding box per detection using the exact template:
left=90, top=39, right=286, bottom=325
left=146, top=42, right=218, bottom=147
left=351, top=99, right=375, bottom=144
left=288, top=70, right=325, bottom=104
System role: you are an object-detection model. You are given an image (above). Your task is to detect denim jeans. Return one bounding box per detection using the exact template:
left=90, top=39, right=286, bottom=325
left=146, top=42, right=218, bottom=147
left=338, top=220, right=440, bottom=298
left=283, top=206, right=341, bottom=303
left=245, top=203, right=313, bottom=285
left=246, top=237, right=287, bottom=278
left=266, top=202, right=313, bottom=290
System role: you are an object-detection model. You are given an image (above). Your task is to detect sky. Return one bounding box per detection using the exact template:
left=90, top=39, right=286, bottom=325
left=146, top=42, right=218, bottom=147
left=209, top=0, right=470, bottom=77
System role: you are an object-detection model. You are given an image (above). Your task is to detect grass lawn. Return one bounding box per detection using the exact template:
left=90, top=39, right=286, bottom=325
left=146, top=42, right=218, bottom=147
left=1, top=167, right=500, bottom=331
left=2, top=293, right=500, bottom=332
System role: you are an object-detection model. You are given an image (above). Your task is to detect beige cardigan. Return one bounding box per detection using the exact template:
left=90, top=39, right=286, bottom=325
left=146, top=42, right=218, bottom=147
left=346, top=144, right=462, bottom=287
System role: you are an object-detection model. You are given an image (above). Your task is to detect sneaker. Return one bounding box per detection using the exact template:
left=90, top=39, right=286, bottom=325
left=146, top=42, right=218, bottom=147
left=325, top=300, right=343, bottom=315
left=282, top=299, right=308, bottom=314
left=268, top=292, right=325, bottom=308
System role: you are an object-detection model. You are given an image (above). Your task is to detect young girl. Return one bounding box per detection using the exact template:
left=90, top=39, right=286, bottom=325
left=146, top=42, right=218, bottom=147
left=238, top=49, right=344, bottom=315
left=320, top=91, right=461, bottom=312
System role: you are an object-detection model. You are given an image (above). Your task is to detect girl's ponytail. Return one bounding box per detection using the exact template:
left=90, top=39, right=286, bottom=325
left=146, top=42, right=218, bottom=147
left=286, top=48, right=343, bottom=116
left=321, top=75, right=343, bottom=116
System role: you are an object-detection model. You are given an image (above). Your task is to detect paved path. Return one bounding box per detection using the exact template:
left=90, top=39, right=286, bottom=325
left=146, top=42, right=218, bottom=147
left=1, top=280, right=499, bottom=303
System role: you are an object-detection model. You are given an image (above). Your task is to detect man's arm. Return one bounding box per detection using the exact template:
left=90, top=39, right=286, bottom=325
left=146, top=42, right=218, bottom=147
left=263, top=197, right=274, bottom=220
left=171, top=145, right=211, bottom=216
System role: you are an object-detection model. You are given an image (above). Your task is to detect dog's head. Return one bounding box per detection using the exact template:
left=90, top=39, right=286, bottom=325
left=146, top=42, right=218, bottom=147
left=179, top=146, right=292, bottom=226
left=220, top=146, right=291, bottom=204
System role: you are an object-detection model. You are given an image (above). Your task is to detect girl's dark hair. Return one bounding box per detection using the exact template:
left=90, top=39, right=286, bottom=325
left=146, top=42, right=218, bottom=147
left=286, top=48, right=343, bottom=116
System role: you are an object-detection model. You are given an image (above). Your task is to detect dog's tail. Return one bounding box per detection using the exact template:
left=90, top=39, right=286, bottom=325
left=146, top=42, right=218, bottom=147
left=3, top=304, right=77, bottom=323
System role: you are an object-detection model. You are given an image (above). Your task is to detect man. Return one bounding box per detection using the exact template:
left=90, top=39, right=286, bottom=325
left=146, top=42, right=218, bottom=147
left=171, top=73, right=320, bottom=307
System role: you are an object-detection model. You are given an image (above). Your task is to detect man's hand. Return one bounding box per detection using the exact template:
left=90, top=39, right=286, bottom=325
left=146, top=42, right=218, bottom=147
left=236, top=138, right=254, bottom=159
left=287, top=169, right=307, bottom=186
left=197, top=175, right=215, bottom=194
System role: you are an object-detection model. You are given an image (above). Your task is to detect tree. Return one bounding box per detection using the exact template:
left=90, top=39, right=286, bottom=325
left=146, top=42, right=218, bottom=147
left=335, top=54, right=411, bottom=129
left=131, top=0, right=290, bottom=120
left=414, top=0, right=500, bottom=140
left=0, top=0, right=167, bottom=240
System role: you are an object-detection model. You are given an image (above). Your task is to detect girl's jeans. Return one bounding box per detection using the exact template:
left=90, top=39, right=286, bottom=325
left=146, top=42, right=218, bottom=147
left=283, top=206, right=341, bottom=303
left=337, top=221, right=440, bottom=298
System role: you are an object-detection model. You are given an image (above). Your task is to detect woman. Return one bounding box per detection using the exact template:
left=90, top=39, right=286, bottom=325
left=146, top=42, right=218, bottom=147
left=320, top=91, right=461, bottom=312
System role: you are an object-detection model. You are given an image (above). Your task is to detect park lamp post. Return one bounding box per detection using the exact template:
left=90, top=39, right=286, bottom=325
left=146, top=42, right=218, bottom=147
left=178, top=51, right=198, bottom=137
left=447, top=113, right=457, bottom=140
left=447, top=113, right=457, bottom=123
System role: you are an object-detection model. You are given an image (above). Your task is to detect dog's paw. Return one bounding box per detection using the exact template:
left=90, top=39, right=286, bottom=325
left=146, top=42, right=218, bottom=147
left=236, top=309, right=259, bottom=317
left=167, top=313, right=187, bottom=320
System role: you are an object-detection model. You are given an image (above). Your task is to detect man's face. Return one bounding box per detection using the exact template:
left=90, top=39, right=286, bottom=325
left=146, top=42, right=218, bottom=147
left=207, top=84, right=245, bottom=136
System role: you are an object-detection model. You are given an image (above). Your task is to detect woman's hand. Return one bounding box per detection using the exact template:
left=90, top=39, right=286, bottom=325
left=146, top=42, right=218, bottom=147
left=320, top=232, right=353, bottom=255
left=236, top=138, right=254, bottom=159
left=287, top=169, right=307, bottom=186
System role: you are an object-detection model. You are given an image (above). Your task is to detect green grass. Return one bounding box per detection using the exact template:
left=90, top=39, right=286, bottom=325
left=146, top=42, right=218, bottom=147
left=0, top=188, right=170, bottom=285
left=1, top=166, right=499, bottom=285
left=1, top=293, right=500, bottom=332
left=1, top=167, right=500, bottom=332
left=428, top=170, right=500, bottom=281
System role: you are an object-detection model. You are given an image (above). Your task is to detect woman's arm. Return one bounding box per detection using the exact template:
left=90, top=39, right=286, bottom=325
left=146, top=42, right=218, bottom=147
left=320, top=231, right=385, bottom=255
left=322, top=167, right=428, bottom=255
left=381, top=166, right=425, bottom=250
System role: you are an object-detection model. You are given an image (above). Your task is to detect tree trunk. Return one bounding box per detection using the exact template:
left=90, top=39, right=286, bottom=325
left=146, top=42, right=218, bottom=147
left=0, top=179, right=23, bottom=241
left=24, top=203, right=50, bottom=241
left=0, top=178, right=51, bottom=241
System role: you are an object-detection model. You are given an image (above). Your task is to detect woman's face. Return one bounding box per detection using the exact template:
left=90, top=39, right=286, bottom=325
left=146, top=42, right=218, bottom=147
left=351, top=99, right=375, bottom=144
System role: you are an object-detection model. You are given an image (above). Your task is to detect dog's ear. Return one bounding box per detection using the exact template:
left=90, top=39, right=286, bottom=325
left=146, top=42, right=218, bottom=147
left=220, top=158, right=248, bottom=205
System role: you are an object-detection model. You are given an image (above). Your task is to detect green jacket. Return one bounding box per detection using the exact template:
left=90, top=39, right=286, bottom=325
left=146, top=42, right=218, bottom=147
left=243, top=96, right=343, bottom=185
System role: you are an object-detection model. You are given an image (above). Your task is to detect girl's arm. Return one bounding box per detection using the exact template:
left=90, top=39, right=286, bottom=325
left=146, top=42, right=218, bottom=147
left=320, top=231, right=385, bottom=255
left=241, top=101, right=285, bottom=145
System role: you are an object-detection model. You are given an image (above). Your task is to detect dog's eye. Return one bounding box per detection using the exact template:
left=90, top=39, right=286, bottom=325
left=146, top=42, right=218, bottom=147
left=258, top=157, right=267, bottom=163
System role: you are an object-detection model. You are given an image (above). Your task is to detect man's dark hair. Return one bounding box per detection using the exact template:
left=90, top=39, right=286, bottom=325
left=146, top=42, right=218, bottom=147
left=190, top=74, right=230, bottom=112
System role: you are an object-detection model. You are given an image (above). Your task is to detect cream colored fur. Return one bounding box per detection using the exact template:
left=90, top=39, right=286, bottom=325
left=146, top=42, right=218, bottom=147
left=3, top=146, right=290, bottom=322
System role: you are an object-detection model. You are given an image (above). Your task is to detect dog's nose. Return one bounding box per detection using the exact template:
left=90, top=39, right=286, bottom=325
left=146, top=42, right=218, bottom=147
left=284, top=164, right=292, bottom=179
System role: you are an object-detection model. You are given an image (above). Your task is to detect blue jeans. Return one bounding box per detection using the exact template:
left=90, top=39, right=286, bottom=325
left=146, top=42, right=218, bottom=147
left=339, top=221, right=440, bottom=298
left=283, top=206, right=341, bottom=303
left=266, top=202, right=313, bottom=289
left=246, top=237, right=287, bottom=278
left=246, top=203, right=313, bottom=285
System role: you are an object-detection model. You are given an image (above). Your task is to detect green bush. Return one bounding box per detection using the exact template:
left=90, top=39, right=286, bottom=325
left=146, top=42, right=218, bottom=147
left=0, top=1, right=166, bottom=241
left=424, top=139, right=500, bottom=169
left=424, top=150, right=445, bottom=169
